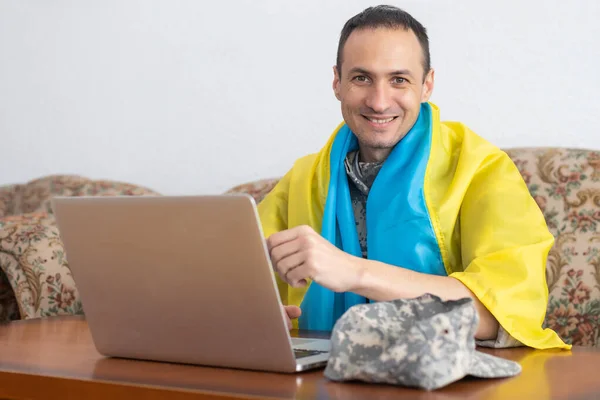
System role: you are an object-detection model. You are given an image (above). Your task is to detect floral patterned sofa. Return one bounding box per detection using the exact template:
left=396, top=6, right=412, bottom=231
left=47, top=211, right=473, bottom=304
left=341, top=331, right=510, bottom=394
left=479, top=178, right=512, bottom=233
left=0, top=175, right=159, bottom=322
left=1, top=147, right=599, bottom=348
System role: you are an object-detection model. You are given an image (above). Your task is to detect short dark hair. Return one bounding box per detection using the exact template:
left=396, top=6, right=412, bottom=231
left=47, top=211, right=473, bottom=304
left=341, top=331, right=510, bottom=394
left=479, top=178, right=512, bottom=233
left=336, top=5, right=431, bottom=81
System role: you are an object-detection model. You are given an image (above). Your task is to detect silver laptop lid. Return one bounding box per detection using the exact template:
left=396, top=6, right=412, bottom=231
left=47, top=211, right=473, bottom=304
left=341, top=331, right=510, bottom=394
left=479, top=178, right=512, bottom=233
left=52, top=195, right=301, bottom=372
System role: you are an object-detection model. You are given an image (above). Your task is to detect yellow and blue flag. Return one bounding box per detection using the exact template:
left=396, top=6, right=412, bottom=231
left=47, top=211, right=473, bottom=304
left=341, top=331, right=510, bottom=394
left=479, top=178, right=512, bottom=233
left=258, top=102, right=569, bottom=350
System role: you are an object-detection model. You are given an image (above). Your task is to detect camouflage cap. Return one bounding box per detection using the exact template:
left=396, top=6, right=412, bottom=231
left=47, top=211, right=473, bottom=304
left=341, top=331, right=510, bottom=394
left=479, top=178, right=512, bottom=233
left=323, top=294, right=521, bottom=390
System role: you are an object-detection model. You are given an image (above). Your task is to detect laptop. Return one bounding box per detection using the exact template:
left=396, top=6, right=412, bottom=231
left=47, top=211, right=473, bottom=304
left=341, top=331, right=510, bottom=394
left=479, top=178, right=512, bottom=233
left=51, top=194, right=331, bottom=373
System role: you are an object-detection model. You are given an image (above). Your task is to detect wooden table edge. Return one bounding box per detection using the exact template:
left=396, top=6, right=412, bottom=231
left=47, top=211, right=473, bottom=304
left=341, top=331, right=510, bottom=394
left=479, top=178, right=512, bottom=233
left=0, top=369, right=286, bottom=400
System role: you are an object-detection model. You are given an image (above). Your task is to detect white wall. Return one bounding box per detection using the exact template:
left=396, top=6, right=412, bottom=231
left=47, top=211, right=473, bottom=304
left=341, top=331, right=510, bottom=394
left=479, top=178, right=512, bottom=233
left=1, top=0, right=599, bottom=194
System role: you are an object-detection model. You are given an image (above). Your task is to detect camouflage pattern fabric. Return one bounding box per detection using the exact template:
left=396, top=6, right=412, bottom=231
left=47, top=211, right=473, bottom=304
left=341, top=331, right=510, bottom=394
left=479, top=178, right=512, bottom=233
left=324, top=294, right=521, bottom=390
left=344, top=150, right=383, bottom=258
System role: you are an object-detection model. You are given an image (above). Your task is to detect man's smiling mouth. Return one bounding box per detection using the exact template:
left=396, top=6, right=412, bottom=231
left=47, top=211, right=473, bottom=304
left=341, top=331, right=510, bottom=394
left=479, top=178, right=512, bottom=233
left=362, top=115, right=398, bottom=125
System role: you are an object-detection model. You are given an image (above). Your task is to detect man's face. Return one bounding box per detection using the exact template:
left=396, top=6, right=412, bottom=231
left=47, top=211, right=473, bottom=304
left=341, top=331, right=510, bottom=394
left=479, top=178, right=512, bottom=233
left=333, top=28, right=434, bottom=162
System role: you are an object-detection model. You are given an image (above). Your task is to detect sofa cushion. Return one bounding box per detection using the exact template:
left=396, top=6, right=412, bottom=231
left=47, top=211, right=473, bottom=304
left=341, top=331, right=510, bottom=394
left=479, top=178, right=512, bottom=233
left=225, top=178, right=279, bottom=204
left=14, top=174, right=159, bottom=215
left=0, top=212, right=82, bottom=319
left=0, top=184, right=20, bottom=219
left=0, top=268, right=19, bottom=322
left=0, top=175, right=161, bottom=321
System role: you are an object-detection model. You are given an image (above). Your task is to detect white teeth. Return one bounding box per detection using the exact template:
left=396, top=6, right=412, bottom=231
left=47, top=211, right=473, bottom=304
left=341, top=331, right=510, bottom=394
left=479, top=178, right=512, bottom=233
left=367, top=117, right=394, bottom=124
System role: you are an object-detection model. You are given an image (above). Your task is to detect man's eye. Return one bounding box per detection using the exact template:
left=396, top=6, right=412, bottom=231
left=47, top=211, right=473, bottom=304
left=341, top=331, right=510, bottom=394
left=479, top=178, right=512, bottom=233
left=353, top=76, right=369, bottom=83
left=393, top=77, right=406, bottom=84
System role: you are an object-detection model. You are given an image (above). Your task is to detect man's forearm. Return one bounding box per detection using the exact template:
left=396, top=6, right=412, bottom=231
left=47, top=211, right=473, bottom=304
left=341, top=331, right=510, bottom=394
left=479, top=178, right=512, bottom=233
left=352, top=258, right=499, bottom=340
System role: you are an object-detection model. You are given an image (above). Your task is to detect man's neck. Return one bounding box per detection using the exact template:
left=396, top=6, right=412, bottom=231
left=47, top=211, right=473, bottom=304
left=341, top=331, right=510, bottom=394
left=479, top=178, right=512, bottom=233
left=358, top=145, right=392, bottom=163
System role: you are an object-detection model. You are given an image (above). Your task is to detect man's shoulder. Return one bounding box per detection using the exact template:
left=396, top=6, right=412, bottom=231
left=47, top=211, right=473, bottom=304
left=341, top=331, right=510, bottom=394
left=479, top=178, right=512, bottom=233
left=277, top=152, right=321, bottom=185
left=293, top=152, right=320, bottom=167
left=439, top=120, right=508, bottom=164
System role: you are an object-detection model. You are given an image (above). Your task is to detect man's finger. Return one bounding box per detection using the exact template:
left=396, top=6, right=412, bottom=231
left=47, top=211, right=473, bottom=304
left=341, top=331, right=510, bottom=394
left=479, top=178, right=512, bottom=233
left=284, top=305, right=302, bottom=319
left=285, top=263, right=311, bottom=288
left=281, top=305, right=292, bottom=330
left=267, top=225, right=313, bottom=250
left=269, top=238, right=302, bottom=267
left=274, top=252, right=305, bottom=280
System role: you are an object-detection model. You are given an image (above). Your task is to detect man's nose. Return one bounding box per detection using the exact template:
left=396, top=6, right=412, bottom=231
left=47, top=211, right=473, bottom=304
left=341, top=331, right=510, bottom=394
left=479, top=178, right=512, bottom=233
left=364, top=83, right=391, bottom=114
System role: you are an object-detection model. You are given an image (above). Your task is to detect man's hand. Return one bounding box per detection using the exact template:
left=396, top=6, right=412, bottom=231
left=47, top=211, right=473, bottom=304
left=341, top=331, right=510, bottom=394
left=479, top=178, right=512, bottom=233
left=283, top=305, right=301, bottom=330
left=267, top=225, right=363, bottom=293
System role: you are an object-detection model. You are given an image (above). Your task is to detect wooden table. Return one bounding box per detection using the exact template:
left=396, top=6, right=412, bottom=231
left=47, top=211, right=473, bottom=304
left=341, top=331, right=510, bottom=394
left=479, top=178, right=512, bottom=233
left=0, top=316, right=598, bottom=400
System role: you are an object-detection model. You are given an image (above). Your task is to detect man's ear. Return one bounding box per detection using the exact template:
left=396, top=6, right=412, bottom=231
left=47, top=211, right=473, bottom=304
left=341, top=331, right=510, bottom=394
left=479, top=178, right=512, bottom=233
left=332, top=66, right=341, bottom=101
left=421, top=68, right=435, bottom=102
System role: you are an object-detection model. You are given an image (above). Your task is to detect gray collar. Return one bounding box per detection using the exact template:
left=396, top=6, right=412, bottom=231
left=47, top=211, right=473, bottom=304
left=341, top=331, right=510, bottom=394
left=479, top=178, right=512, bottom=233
left=344, top=150, right=384, bottom=196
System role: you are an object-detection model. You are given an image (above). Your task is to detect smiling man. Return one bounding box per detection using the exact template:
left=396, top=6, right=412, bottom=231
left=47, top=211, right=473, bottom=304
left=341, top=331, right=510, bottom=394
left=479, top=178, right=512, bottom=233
left=258, top=5, right=568, bottom=349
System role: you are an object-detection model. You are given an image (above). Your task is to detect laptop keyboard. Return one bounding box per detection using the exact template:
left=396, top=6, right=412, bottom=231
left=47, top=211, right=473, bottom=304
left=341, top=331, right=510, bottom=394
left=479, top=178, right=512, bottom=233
left=293, top=348, right=329, bottom=359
